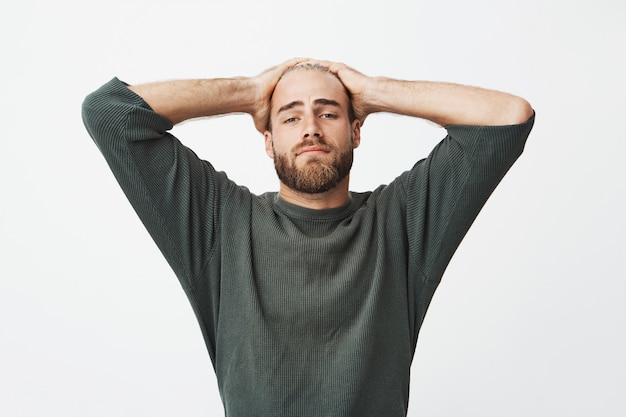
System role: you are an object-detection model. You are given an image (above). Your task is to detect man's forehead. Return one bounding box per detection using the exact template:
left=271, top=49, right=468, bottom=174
left=272, top=70, right=348, bottom=105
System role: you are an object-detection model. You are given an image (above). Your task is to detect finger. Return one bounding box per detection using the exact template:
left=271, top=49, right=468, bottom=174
left=305, top=59, right=337, bottom=70
left=260, top=57, right=308, bottom=77
left=281, top=57, right=311, bottom=70
left=304, top=60, right=347, bottom=74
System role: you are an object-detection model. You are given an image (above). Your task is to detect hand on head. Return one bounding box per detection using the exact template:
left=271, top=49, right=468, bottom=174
left=250, top=58, right=373, bottom=133
left=249, top=57, right=309, bottom=133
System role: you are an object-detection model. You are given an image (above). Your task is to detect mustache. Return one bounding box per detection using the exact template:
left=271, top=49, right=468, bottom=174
left=292, top=138, right=334, bottom=154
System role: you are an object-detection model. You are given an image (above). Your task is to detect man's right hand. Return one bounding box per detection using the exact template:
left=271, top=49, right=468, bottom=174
left=248, top=57, right=307, bottom=133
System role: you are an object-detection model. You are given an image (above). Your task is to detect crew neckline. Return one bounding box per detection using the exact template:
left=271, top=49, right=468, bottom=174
left=272, top=193, right=358, bottom=221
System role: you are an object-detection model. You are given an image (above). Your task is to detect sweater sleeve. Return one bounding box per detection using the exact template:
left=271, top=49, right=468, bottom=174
left=405, top=113, right=535, bottom=283
left=82, top=77, right=235, bottom=289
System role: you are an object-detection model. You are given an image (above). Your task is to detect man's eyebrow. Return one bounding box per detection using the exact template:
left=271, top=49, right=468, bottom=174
left=276, top=98, right=342, bottom=115
left=313, top=98, right=341, bottom=108
left=276, top=100, right=304, bottom=115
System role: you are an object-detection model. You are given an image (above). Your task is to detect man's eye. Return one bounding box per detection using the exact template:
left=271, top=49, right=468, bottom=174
left=321, top=113, right=337, bottom=119
left=284, top=117, right=297, bottom=124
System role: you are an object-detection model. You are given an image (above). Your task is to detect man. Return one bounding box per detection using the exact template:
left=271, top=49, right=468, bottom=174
left=82, top=58, right=534, bottom=416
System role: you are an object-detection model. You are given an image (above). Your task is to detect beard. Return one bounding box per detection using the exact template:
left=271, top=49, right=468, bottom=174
left=273, top=138, right=354, bottom=194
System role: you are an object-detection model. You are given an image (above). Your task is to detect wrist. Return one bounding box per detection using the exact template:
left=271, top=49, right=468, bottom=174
left=363, top=76, right=403, bottom=115
left=207, top=76, right=259, bottom=116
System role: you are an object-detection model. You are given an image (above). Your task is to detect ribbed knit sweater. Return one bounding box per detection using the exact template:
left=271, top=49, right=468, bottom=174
left=82, top=78, right=534, bottom=416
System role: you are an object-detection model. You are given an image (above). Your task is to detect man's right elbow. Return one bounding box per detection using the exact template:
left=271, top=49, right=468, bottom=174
left=506, top=97, right=534, bottom=125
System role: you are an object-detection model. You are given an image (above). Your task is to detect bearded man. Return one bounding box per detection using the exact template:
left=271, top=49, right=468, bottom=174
left=82, top=58, right=534, bottom=417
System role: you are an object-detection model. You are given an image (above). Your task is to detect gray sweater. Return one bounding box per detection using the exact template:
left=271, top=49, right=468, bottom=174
left=82, top=77, right=534, bottom=416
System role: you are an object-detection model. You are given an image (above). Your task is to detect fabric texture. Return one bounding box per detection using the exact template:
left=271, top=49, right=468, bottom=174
left=82, top=77, right=534, bottom=417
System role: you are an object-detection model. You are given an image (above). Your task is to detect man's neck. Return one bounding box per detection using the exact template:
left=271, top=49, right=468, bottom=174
left=278, top=177, right=351, bottom=210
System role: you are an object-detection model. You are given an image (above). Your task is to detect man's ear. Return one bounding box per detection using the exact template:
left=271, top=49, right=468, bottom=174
left=351, top=119, right=361, bottom=149
left=264, top=131, right=274, bottom=159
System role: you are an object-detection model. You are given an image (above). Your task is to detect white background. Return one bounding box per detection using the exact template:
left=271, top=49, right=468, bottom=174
left=1, top=0, right=625, bottom=415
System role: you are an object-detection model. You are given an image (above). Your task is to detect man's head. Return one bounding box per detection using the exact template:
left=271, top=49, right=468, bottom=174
left=266, top=63, right=356, bottom=131
left=264, top=63, right=361, bottom=195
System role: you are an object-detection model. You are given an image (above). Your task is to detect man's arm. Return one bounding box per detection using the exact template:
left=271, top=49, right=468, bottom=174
left=361, top=78, right=533, bottom=127
left=127, top=58, right=305, bottom=128
left=317, top=60, right=533, bottom=127
left=128, top=78, right=257, bottom=125
left=80, top=59, right=306, bottom=287
left=305, top=60, right=534, bottom=284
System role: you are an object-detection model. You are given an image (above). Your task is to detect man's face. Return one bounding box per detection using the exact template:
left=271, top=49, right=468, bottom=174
left=264, top=69, right=361, bottom=194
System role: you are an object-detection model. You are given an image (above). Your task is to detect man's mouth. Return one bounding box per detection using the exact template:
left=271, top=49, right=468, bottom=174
left=296, top=146, right=330, bottom=156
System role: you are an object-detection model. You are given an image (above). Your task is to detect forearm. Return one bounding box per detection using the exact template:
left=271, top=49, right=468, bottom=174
left=364, top=77, right=533, bottom=127
left=128, top=77, right=258, bottom=125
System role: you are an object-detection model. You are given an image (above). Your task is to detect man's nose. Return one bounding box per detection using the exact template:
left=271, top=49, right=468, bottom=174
left=302, top=115, right=322, bottom=138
